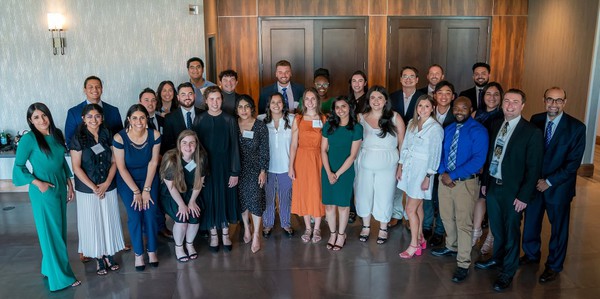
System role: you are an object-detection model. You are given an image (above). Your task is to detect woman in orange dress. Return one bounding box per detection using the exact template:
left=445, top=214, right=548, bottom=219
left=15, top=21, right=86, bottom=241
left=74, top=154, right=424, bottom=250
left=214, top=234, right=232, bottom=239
left=289, top=88, right=326, bottom=243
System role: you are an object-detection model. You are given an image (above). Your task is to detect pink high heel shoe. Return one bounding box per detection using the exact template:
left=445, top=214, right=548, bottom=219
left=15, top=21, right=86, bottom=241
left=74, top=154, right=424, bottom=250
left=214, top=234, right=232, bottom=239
left=419, top=235, right=427, bottom=250
left=399, top=244, right=423, bottom=259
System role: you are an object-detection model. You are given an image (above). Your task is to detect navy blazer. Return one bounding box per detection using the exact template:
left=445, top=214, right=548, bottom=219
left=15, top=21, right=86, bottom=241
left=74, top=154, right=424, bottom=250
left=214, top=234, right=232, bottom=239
left=530, top=112, right=586, bottom=202
left=458, top=87, right=480, bottom=111
left=390, top=89, right=424, bottom=125
left=65, top=100, right=123, bottom=146
left=160, top=107, right=204, bottom=155
left=482, top=117, right=544, bottom=204
left=258, top=82, right=305, bottom=113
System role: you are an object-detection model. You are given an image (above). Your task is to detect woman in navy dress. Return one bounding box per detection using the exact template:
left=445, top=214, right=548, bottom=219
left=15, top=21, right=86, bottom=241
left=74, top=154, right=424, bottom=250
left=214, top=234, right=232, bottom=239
left=113, top=104, right=161, bottom=271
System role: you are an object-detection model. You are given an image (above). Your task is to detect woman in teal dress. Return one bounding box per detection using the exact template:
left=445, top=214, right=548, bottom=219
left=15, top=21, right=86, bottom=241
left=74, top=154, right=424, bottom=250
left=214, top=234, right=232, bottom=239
left=13, top=102, right=81, bottom=291
left=321, top=96, right=363, bottom=251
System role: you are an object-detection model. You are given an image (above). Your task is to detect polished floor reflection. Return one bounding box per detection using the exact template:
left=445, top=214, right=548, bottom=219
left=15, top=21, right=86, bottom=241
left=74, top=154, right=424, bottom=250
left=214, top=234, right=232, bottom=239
left=1, top=174, right=599, bottom=299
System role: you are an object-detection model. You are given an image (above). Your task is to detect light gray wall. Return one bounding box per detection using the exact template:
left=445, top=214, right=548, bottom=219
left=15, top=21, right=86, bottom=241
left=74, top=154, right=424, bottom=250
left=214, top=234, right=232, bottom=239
left=0, top=0, right=206, bottom=135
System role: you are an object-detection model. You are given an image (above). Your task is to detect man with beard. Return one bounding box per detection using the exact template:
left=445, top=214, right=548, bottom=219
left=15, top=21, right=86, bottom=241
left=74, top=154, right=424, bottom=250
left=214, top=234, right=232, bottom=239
left=418, top=64, right=445, bottom=96
left=258, top=60, right=305, bottom=113
left=431, top=97, right=488, bottom=283
left=459, top=62, right=490, bottom=110
left=219, top=69, right=241, bottom=116
left=161, top=82, right=205, bottom=155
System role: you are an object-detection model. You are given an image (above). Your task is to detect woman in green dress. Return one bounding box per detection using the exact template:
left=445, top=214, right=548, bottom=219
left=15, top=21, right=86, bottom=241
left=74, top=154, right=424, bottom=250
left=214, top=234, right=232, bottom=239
left=13, top=102, right=81, bottom=291
left=321, top=96, right=363, bottom=251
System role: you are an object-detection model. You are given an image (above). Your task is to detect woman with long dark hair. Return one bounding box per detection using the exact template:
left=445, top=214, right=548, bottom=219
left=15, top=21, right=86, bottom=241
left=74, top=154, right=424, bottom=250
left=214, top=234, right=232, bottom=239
left=13, top=102, right=81, bottom=291
left=113, top=104, right=161, bottom=271
left=354, top=86, right=405, bottom=245
left=321, top=96, right=363, bottom=250
left=70, top=104, right=124, bottom=275
left=157, top=80, right=178, bottom=117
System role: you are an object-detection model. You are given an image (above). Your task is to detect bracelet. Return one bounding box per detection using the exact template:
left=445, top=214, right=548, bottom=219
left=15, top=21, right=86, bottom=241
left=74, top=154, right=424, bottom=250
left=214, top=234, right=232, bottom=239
left=133, top=189, right=141, bottom=195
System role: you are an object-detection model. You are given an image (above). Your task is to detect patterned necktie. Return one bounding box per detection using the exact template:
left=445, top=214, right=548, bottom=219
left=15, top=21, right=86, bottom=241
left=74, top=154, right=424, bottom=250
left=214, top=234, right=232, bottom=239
left=490, top=122, right=509, bottom=176
left=447, top=123, right=463, bottom=171
left=186, top=111, right=192, bottom=129
left=281, top=87, right=289, bottom=107
left=545, top=121, right=554, bottom=148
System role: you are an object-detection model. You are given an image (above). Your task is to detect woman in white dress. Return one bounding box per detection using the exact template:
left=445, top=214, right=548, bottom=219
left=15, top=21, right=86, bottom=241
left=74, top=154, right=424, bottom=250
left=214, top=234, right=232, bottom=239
left=397, top=95, right=444, bottom=258
left=354, top=85, right=405, bottom=244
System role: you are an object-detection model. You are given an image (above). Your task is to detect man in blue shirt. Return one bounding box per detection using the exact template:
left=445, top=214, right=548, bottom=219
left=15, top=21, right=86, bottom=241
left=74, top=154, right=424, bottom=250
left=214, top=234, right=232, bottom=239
left=431, top=96, right=488, bottom=283
left=187, top=57, right=216, bottom=109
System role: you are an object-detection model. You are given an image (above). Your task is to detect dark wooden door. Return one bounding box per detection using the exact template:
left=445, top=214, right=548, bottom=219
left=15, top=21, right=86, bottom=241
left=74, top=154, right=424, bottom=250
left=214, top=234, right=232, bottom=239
left=388, top=18, right=489, bottom=94
left=261, top=18, right=367, bottom=98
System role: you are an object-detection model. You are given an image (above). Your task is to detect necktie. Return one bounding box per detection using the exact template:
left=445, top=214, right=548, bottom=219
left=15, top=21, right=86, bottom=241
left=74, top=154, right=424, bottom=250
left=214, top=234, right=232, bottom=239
left=478, top=88, right=484, bottom=109
left=490, top=122, right=509, bottom=176
left=186, top=111, right=192, bottom=129
left=447, top=123, right=463, bottom=172
left=281, top=87, right=289, bottom=107
left=148, top=117, right=155, bottom=130
left=545, top=121, right=554, bottom=148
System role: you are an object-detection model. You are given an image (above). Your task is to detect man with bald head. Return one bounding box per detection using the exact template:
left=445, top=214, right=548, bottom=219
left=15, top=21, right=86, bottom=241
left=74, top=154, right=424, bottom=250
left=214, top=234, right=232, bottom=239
left=431, top=96, right=489, bottom=283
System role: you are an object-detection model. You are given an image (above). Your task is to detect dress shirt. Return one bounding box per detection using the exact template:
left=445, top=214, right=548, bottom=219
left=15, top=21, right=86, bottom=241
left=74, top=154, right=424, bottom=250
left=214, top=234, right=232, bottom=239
left=436, top=106, right=450, bottom=124
left=180, top=106, right=196, bottom=124
left=438, top=117, right=489, bottom=180
left=403, top=90, right=416, bottom=114
left=278, top=84, right=297, bottom=110
left=543, top=112, right=563, bottom=187
left=258, top=113, right=294, bottom=174
left=491, top=116, right=522, bottom=180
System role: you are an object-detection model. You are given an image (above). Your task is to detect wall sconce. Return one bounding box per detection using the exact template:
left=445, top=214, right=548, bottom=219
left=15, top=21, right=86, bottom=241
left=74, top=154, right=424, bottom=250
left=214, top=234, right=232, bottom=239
left=47, top=13, right=65, bottom=55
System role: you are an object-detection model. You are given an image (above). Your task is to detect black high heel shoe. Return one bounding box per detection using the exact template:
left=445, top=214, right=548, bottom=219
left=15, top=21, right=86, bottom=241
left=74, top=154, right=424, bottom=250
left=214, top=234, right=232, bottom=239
left=148, top=252, right=159, bottom=268
left=103, top=255, right=120, bottom=271
left=222, top=232, right=232, bottom=252
left=96, top=258, right=108, bottom=276
left=209, top=233, right=219, bottom=253
left=134, top=254, right=145, bottom=272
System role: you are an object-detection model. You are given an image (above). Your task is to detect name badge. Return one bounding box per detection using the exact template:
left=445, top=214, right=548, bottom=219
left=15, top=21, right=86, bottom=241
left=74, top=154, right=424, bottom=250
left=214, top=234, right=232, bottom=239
left=91, top=143, right=105, bottom=155
left=185, top=160, right=197, bottom=172
left=242, top=130, right=254, bottom=139
left=312, top=120, right=323, bottom=128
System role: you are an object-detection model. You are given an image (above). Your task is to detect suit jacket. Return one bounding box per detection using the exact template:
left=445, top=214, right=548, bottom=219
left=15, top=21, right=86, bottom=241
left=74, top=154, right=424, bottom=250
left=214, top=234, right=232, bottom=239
left=482, top=117, right=544, bottom=204
left=65, top=101, right=123, bottom=146
left=258, top=82, right=305, bottom=113
left=458, top=87, right=479, bottom=111
left=148, top=114, right=165, bottom=133
left=390, top=89, right=424, bottom=125
left=531, top=112, right=586, bottom=202
left=439, top=109, right=456, bottom=128
left=161, top=107, right=204, bottom=155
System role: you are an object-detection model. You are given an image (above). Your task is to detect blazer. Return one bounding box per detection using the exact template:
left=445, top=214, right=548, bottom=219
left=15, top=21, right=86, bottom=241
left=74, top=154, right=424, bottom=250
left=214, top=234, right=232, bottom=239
left=258, top=82, right=305, bottom=113
left=458, top=87, right=480, bottom=111
left=65, top=100, right=123, bottom=146
left=161, top=107, right=204, bottom=155
left=531, top=112, right=586, bottom=202
left=390, top=89, right=424, bottom=125
left=148, top=114, right=165, bottom=133
left=482, top=117, right=544, bottom=204
left=439, top=109, right=456, bottom=128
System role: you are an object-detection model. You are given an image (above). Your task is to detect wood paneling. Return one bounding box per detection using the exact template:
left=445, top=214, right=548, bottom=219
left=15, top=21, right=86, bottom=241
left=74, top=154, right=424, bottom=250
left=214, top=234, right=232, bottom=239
left=218, top=0, right=257, bottom=16
left=367, top=16, right=387, bottom=86
left=369, top=0, right=387, bottom=15
left=493, top=0, right=528, bottom=16
left=489, top=16, right=527, bottom=90
left=388, top=0, right=493, bottom=16
left=217, top=17, right=261, bottom=101
left=204, top=0, right=218, bottom=35
left=259, top=0, right=368, bottom=16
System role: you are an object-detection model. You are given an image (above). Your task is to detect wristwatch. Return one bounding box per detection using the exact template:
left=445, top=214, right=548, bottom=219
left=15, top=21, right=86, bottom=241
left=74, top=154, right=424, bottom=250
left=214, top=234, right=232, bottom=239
left=426, top=173, right=432, bottom=178
left=143, top=186, right=151, bottom=192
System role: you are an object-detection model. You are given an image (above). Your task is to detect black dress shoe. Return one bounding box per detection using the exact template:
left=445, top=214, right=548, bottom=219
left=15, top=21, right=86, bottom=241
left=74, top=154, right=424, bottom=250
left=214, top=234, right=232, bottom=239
left=519, top=255, right=540, bottom=266
left=475, top=259, right=502, bottom=270
left=493, top=274, right=512, bottom=292
left=452, top=267, right=469, bottom=283
left=348, top=212, right=356, bottom=224
left=428, top=234, right=444, bottom=247
left=262, top=228, right=272, bottom=239
left=283, top=227, right=294, bottom=237
left=539, top=268, right=559, bottom=283
left=423, top=229, right=433, bottom=240
left=431, top=247, right=457, bottom=257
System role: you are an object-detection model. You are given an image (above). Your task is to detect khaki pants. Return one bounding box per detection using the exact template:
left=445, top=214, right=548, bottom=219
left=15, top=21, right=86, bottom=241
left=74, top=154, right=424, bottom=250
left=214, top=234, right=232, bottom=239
left=438, top=177, right=479, bottom=268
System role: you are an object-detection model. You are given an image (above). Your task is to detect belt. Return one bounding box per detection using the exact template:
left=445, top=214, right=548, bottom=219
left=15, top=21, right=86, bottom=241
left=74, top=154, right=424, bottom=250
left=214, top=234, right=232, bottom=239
left=494, top=178, right=503, bottom=185
left=456, top=174, right=478, bottom=181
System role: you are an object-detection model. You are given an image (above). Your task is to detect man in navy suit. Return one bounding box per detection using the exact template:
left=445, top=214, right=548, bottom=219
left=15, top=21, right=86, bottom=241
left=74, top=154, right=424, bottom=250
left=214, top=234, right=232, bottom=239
left=138, top=88, right=164, bottom=133
left=65, top=76, right=123, bottom=147
left=418, top=64, right=445, bottom=96
left=520, top=87, right=586, bottom=283
left=258, top=60, right=304, bottom=113
left=161, top=82, right=204, bottom=155
left=475, top=89, right=544, bottom=292
left=459, top=62, right=490, bottom=111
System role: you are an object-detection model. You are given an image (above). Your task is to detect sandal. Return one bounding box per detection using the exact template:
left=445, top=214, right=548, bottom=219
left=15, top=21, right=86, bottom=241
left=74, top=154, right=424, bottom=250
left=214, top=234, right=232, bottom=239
left=472, top=228, right=483, bottom=247
left=103, top=255, right=120, bottom=271
left=377, top=228, right=388, bottom=244
left=301, top=228, right=313, bottom=243
left=399, top=244, right=423, bottom=259
left=186, top=242, right=198, bottom=260
left=333, top=233, right=346, bottom=251
left=96, top=258, right=108, bottom=276
left=209, top=233, right=219, bottom=253
left=71, top=280, right=82, bottom=288
left=359, top=225, right=370, bottom=242
left=262, top=227, right=272, bottom=239
left=326, top=231, right=337, bottom=250
left=312, top=229, right=322, bottom=243
left=175, top=244, right=189, bottom=263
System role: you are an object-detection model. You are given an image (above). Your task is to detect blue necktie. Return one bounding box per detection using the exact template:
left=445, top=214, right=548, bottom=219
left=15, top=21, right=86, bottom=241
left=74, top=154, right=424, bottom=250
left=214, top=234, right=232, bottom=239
left=447, top=123, right=463, bottom=171
left=281, top=87, right=289, bottom=107
left=186, top=111, right=192, bottom=129
left=545, top=121, right=554, bottom=148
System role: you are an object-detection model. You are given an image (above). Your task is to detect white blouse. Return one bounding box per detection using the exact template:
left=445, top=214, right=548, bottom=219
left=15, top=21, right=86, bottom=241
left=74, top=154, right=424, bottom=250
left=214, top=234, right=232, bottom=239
left=257, top=113, right=295, bottom=174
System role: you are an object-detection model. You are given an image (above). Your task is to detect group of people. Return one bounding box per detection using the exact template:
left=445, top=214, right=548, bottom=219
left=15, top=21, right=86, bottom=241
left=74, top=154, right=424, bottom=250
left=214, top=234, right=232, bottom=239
left=13, top=58, right=586, bottom=293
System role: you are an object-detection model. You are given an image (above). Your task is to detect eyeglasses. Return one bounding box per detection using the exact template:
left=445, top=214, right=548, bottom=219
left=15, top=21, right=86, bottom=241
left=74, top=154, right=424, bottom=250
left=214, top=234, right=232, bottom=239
left=401, top=75, right=416, bottom=79
left=315, top=83, right=330, bottom=88
left=85, top=114, right=103, bottom=120
left=544, top=97, right=565, bottom=105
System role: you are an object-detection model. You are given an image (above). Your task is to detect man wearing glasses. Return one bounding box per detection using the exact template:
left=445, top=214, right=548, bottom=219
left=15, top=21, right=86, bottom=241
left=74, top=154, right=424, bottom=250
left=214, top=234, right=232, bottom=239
left=390, top=66, right=424, bottom=125
left=520, top=87, right=586, bottom=283
left=187, top=57, right=216, bottom=109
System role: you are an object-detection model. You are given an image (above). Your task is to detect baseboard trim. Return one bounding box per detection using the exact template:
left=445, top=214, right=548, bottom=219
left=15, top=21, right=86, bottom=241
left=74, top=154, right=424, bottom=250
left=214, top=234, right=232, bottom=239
left=578, top=164, right=594, bottom=177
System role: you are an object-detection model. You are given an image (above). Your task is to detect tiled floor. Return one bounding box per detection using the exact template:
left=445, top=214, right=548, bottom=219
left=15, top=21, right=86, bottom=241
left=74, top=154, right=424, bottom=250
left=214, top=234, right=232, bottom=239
left=0, top=175, right=599, bottom=298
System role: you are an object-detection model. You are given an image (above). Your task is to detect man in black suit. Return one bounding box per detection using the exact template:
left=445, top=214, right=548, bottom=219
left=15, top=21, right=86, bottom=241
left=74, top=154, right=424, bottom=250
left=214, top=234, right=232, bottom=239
left=475, top=89, right=544, bottom=292
left=161, top=82, right=204, bottom=155
left=390, top=66, right=424, bottom=125
left=459, top=62, right=490, bottom=111
left=219, top=69, right=241, bottom=116
left=520, top=87, right=586, bottom=283
left=139, top=88, right=164, bottom=133
left=418, top=64, right=445, bottom=96
left=258, top=60, right=305, bottom=113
